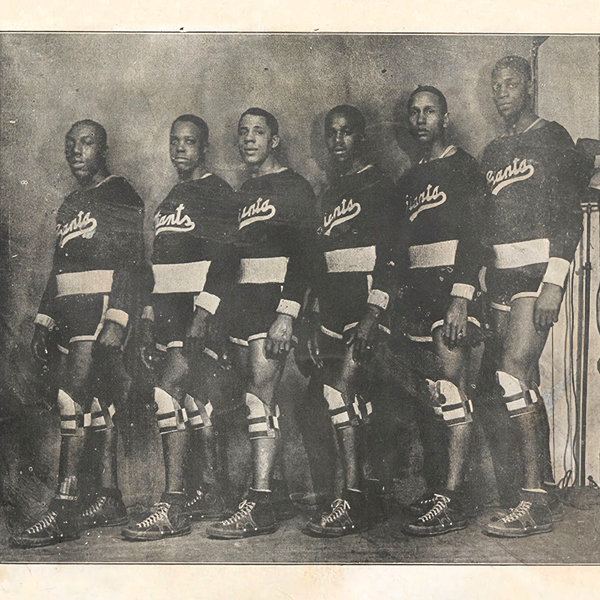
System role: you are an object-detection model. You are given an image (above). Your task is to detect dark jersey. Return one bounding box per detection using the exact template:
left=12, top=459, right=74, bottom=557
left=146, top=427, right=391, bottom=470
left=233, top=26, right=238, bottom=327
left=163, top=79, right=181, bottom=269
left=37, top=175, right=145, bottom=326
left=236, top=168, right=316, bottom=315
left=481, top=121, right=589, bottom=264
left=151, top=173, right=238, bottom=311
left=315, top=164, right=399, bottom=311
left=399, top=148, right=486, bottom=297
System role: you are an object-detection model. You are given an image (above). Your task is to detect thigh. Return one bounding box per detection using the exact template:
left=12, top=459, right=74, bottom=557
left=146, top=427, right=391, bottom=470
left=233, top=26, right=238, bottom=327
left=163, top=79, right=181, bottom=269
left=247, top=338, right=286, bottom=406
left=61, top=340, right=94, bottom=399
left=432, top=329, right=468, bottom=388
left=322, top=340, right=359, bottom=396
left=158, top=347, right=189, bottom=394
left=500, top=297, right=549, bottom=382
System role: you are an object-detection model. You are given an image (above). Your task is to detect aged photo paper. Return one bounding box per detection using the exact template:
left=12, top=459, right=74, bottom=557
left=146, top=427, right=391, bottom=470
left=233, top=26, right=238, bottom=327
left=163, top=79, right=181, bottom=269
left=3, top=1, right=600, bottom=599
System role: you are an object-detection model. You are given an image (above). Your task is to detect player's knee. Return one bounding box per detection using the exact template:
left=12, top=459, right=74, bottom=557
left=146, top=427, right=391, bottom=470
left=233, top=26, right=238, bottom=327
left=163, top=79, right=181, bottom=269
left=323, top=384, right=361, bottom=429
left=57, top=389, right=85, bottom=437
left=83, top=397, right=116, bottom=432
left=355, top=393, right=373, bottom=425
left=427, top=379, right=473, bottom=426
left=496, top=370, right=539, bottom=417
left=184, top=394, right=213, bottom=430
left=154, top=387, right=187, bottom=434
left=245, top=392, right=280, bottom=440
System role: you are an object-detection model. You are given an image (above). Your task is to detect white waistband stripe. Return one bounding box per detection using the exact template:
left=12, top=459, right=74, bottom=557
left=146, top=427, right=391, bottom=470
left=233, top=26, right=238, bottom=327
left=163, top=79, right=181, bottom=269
left=493, top=238, right=549, bottom=269
left=239, top=256, right=289, bottom=284
left=325, top=245, right=376, bottom=273
left=56, top=270, right=114, bottom=297
left=409, top=240, right=458, bottom=269
left=152, top=261, right=210, bottom=294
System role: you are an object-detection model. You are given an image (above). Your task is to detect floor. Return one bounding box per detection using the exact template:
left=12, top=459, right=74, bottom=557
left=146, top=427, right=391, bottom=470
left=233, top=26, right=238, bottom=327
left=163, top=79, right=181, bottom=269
left=2, top=487, right=600, bottom=564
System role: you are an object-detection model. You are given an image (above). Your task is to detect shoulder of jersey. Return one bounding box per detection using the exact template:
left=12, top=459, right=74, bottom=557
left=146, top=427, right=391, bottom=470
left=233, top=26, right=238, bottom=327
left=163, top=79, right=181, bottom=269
left=102, top=175, right=145, bottom=208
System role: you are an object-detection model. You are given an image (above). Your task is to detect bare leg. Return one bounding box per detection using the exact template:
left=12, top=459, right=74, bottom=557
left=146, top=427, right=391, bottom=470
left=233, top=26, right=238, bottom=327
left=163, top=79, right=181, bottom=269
left=432, top=329, right=472, bottom=493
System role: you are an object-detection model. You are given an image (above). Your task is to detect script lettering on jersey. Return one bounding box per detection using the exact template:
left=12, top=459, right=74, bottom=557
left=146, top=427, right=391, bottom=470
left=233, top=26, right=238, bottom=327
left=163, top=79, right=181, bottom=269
left=322, top=198, right=361, bottom=236
left=487, top=158, right=535, bottom=195
left=56, top=211, right=98, bottom=248
left=154, top=203, right=196, bottom=235
left=408, top=184, right=447, bottom=222
left=238, top=197, right=277, bottom=230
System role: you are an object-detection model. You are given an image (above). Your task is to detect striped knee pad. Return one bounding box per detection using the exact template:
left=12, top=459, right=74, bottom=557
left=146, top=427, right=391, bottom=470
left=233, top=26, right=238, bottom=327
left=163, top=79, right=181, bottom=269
left=154, top=387, right=188, bottom=435
left=184, top=394, right=213, bottom=430
left=355, top=394, right=373, bottom=425
left=497, top=371, right=538, bottom=417
left=427, top=379, right=473, bottom=426
left=245, top=393, right=280, bottom=440
left=324, top=385, right=360, bottom=430
left=57, top=389, right=84, bottom=437
left=83, top=397, right=116, bottom=432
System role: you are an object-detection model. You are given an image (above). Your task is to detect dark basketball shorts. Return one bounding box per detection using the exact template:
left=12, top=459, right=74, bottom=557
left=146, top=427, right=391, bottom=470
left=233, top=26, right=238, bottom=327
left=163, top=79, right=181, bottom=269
left=317, top=272, right=390, bottom=359
left=400, top=267, right=482, bottom=344
left=53, top=293, right=110, bottom=354
left=227, top=283, right=290, bottom=347
left=484, top=264, right=546, bottom=313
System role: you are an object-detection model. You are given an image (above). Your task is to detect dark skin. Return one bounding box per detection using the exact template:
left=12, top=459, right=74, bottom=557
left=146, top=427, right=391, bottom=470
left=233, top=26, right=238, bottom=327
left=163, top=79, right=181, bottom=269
left=32, top=122, right=124, bottom=364
left=308, top=111, right=380, bottom=367
left=491, top=66, right=562, bottom=333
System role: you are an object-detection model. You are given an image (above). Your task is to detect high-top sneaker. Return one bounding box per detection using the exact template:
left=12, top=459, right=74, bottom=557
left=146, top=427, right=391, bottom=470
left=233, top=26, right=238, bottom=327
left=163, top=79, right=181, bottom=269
left=364, top=479, right=387, bottom=524
left=184, top=485, right=231, bottom=521
left=303, top=489, right=370, bottom=538
left=403, top=491, right=467, bottom=536
left=121, top=492, right=191, bottom=541
left=483, top=489, right=553, bottom=538
left=206, top=488, right=277, bottom=539
left=78, top=488, right=128, bottom=529
left=272, top=479, right=298, bottom=521
left=9, top=499, right=80, bottom=548
left=405, top=493, right=437, bottom=517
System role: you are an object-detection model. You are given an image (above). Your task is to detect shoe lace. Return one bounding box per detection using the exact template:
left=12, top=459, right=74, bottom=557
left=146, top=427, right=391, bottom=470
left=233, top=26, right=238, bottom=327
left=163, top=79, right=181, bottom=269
left=82, top=495, right=107, bottom=517
left=221, top=500, right=256, bottom=526
left=418, top=494, right=449, bottom=523
left=136, top=502, right=170, bottom=528
left=501, top=500, right=532, bottom=523
left=323, top=499, right=350, bottom=524
left=25, top=511, right=58, bottom=534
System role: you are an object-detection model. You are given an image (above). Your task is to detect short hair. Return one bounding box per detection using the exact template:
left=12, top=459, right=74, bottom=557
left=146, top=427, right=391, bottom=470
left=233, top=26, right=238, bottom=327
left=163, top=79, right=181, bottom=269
left=172, top=114, right=209, bottom=144
left=239, top=107, right=279, bottom=137
left=407, top=86, right=448, bottom=115
left=68, top=119, right=107, bottom=149
left=492, top=56, right=532, bottom=83
left=324, top=105, right=367, bottom=137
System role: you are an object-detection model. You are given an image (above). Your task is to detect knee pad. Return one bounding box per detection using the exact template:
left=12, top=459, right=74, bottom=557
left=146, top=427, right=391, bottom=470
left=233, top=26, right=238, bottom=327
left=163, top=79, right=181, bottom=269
left=245, top=393, right=280, bottom=440
left=355, top=394, right=373, bottom=425
left=84, top=397, right=116, bottom=432
left=154, top=387, right=188, bottom=434
left=184, top=394, right=213, bottom=430
left=496, top=371, right=538, bottom=417
left=57, top=389, right=84, bottom=437
left=427, top=379, right=473, bottom=426
left=323, top=385, right=360, bottom=429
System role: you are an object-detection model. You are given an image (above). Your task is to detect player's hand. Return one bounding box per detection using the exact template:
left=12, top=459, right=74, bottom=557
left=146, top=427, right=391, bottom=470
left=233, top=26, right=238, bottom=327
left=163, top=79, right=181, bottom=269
left=139, top=318, right=156, bottom=371
left=534, top=283, right=563, bottom=333
left=307, top=319, right=323, bottom=369
left=348, top=305, right=381, bottom=362
left=443, top=297, right=468, bottom=349
left=31, top=325, right=50, bottom=363
left=185, top=307, right=210, bottom=358
left=97, top=320, right=126, bottom=349
left=266, top=313, right=294, bottom=357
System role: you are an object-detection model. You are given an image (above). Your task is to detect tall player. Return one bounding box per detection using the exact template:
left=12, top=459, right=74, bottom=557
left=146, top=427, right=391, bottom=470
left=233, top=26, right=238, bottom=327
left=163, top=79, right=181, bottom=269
left=481, top=57, right=589, bottom=537
left=389, top=87, right=486, bottom=536
left=206, top=108, right=316, bottom=539
left=301, top=105, right=397, bottom=537
left=121, top=114, right=238, bottom=541
left=9, top=120, right=145, bottom=548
